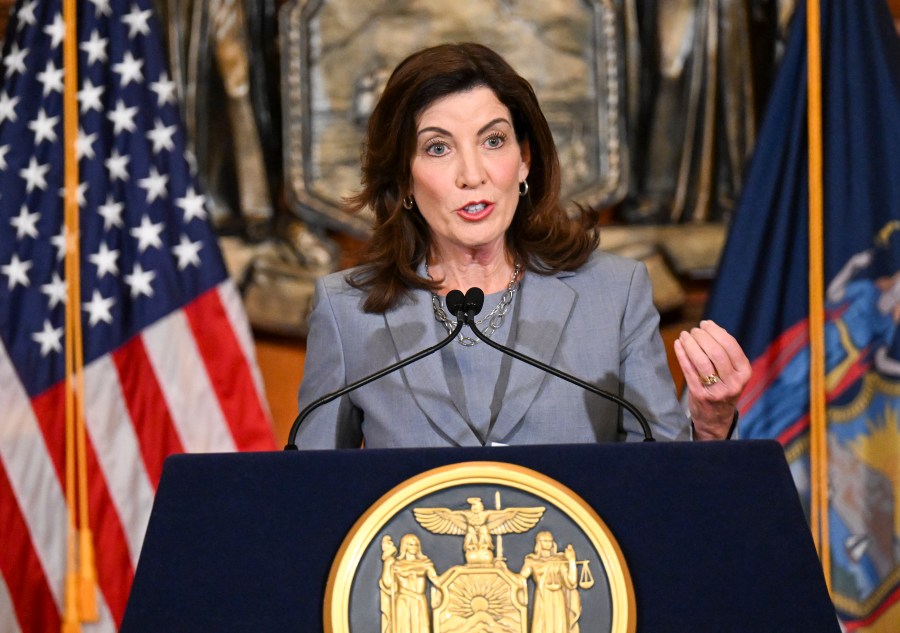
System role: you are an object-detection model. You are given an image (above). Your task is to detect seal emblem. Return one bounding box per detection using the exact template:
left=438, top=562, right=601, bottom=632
left=325, top=462, right=635, bottom=633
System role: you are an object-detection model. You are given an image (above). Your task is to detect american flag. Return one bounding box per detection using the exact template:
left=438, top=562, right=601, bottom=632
left=0, top=0, right=276, bottom=630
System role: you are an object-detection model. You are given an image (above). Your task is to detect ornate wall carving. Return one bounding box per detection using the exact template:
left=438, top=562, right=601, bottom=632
left=281, top=0, right=629, bottom=236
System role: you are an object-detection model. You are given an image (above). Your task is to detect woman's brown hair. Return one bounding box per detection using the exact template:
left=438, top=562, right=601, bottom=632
left=346, top=42, right=600, bottom=313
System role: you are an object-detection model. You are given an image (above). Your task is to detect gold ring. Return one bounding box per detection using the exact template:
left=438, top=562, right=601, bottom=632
left=701, top=374, right=720, bottom=386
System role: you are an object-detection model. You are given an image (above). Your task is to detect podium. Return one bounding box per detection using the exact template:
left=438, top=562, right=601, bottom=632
left=121, top=441, right=838, bottom=632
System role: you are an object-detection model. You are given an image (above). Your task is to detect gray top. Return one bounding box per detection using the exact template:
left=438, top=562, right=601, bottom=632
left=439, top=287, right=517, bottom=444
left=294, top=250, right=692, bottom=449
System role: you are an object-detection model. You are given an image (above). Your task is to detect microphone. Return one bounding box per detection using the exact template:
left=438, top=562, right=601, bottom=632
left=463, top=286, right=484, bottom=319
left=284, top=290, right=467, bottom=450
left=461, top=287, right=656, bottom=442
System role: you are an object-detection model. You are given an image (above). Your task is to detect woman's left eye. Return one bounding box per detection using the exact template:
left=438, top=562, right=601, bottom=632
left=484, top=133, right=505, bottom=149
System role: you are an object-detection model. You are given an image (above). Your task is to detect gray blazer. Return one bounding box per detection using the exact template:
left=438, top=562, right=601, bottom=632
left=295, top=251, right=691, bottom=448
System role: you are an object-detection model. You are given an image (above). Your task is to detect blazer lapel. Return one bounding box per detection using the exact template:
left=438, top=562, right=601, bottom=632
left=487, top=271, right=576, bottom=444
left=384, top=294, right=483, bottom=446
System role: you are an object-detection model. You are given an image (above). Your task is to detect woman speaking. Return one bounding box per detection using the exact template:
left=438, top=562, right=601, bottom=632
left=294, top=43, right=750, bottom=449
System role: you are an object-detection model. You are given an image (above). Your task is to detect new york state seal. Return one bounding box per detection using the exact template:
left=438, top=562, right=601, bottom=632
left=325, top=462, right=635, bottom=633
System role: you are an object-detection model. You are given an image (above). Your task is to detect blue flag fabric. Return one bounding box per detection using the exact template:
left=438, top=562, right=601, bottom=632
left=705, top=1, right=900, bottom=629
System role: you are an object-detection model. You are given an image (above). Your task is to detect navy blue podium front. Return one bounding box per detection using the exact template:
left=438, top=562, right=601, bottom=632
left=122, top=441, right=838, bottom=632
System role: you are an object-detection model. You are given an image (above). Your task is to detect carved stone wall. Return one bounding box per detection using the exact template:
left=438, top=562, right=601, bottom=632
left=281, top=0, right=628, bottom=236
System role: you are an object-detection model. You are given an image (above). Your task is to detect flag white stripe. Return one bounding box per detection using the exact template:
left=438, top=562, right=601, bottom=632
left=0, top=572, right=23, bottom=633
left=83, top=355, right=155, bottom=566
left=0, top=341, right=66, bottom=609
left=218, top=281, right=270, bottom=416
left=141, top=308, right=237, bottom=453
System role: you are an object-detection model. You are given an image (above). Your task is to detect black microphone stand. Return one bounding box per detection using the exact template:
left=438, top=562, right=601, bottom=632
left=461, top=288, right=656, bottom=442
left=284, top=291, right=468, bottom=450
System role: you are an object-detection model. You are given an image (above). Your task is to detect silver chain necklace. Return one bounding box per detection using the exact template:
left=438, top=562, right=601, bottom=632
left=427, top=262, right=521, bottom=346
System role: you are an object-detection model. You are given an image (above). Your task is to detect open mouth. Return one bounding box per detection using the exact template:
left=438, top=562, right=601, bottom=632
left=462, top=203, right=487, bottom=214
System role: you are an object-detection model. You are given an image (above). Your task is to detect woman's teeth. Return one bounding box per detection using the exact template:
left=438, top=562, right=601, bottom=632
left=463, top=203, right=486, bottom=213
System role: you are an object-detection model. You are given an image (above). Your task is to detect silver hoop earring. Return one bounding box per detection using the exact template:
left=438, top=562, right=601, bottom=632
left=519, top=180, right=529, bottom=197
left=402, top=196, right=415, bottom=210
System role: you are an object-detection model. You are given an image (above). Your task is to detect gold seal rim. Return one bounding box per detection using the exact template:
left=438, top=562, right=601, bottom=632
left=324, top=460, right=636, bottom=633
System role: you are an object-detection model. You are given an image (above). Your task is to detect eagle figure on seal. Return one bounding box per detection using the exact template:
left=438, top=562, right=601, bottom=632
left=413, top=497, right=545, bottom=564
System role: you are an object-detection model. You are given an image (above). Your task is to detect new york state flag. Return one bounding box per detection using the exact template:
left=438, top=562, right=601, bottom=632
left=705, top=1, right=900, bottom=630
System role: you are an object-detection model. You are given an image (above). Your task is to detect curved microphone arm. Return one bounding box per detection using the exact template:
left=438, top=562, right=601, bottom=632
left=462, top=288, right=656, bottom=442
left=284, top=291, right=467, bottom=450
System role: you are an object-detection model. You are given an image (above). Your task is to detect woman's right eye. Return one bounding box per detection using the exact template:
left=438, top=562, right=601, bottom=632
left=425, top=141, right=449, bottom=156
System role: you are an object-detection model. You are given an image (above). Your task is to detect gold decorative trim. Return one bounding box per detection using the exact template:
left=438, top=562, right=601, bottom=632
left=829, top=372, right=900, bottom=423
left=325, top=461, right=636, bottom=633
left=784, top=434, right=810, bottom=463
left=832, top=563, right=900, bottom=616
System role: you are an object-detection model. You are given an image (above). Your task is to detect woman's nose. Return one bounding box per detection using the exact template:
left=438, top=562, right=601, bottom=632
left=455, top=149, right=486, bottom=189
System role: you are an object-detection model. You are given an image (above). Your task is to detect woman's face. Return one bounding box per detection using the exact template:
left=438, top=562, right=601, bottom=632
left=410, top=86, right=530, bottom=260
left=401, top=536, right=419, bottom=556
left=538, top=534, right=553, bottom=553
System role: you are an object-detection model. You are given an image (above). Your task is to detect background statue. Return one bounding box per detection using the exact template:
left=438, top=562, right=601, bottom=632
left=146, top=0, right=801, bottom=337
left=155, top=0, right=273, bottom=237
left=153, top=0, right=335, bottom=336
left=619, top=0, right=792, bottom=224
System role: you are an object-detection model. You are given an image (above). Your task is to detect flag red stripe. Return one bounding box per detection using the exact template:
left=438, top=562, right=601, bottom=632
left=744, top=318, right=870, bottom=447
left=184, top=289, right=275, bottom=451
left=738, top=319, right=810, bottom=414
left=219, top=281, right=269, bottom=405
left=82, top=355, right=156, bottom=565
left=770, top=360, right=867, bottom=448
left=29, top=387, right=66, bottom=491
left=775, top=414, right=809, bottom=446
left=112, top=336, right=185, bottom=486
left=30, top=383, right=135, bottom=626
left=84, top=439, right=135, bottom=626
left=739, top=305, right=858, bottom=415
left=828, top=354, right=871, bottom=397
left=0, top=461, right=60, bottom=633
left=141, top=308, right=238, bottom=453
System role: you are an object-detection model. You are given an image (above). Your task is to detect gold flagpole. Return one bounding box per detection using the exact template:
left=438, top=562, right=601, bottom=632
left=61, top=0, right=80, bottom=619
left=61, top=0, right=80, bottom=625
left=62, top=0, right=99, bottom=626
left=806, top=0, right=831, bottom=594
